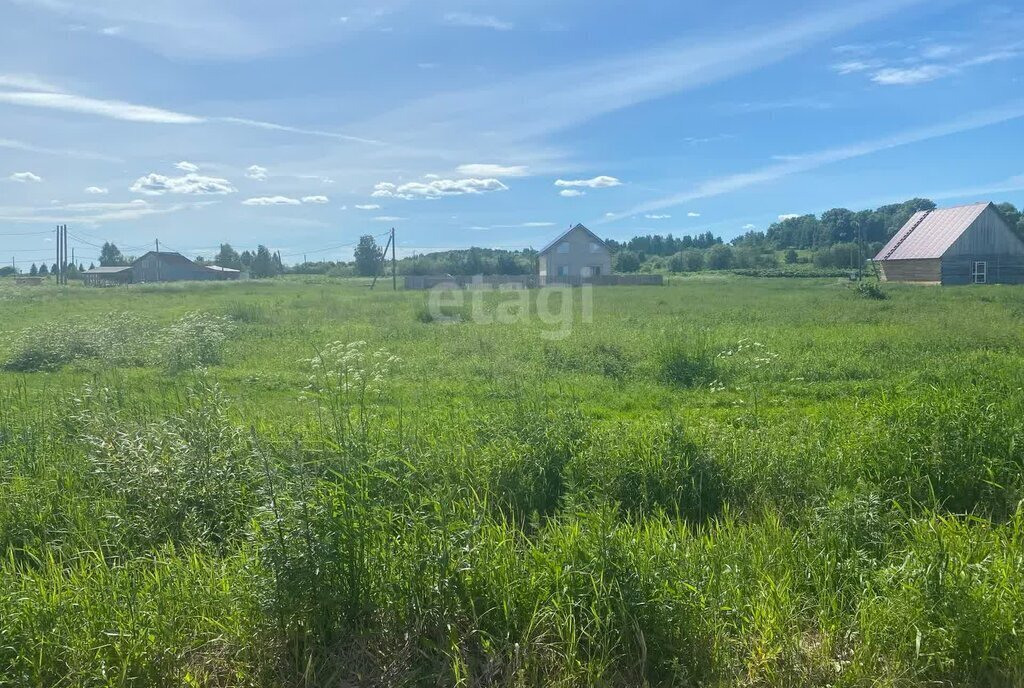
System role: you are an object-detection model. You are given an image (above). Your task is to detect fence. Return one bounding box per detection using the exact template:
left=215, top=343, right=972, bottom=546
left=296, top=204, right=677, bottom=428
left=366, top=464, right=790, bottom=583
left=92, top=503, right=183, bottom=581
left=403, top=274, right=664, bottom=290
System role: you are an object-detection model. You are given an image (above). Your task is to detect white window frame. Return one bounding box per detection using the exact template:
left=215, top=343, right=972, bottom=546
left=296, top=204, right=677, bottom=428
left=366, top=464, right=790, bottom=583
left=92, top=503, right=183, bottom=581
left=557, top=242, right=570, bottom=254
left=973, top=261, right=987, bottom=284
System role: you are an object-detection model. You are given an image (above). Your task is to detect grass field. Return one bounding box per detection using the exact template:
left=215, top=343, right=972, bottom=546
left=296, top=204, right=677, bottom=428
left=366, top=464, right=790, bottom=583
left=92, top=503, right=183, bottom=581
left=2, top=275, right=1024, bottom=687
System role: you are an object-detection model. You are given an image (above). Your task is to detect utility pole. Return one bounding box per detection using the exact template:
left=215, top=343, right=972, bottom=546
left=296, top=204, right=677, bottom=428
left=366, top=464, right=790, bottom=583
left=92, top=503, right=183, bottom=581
left=62, top=225, right=68, bottom=284
left=391, top=227, right=397, bottom=291
left=55, top=225, right=60, bottom=284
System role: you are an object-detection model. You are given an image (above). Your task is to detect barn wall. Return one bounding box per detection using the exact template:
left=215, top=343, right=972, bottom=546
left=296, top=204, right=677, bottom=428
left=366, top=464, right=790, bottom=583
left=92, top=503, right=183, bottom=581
left=133, top=255, right=218, bottom=283
left=878, top=258, right=940, bottom=283
left=941, top=256, right=1024, bottom=285
left=945, top=206, right=1024, bottom=257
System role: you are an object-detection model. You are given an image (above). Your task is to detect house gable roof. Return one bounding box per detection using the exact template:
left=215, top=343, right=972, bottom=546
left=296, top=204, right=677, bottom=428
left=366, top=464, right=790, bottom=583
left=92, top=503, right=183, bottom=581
left=538, top=224, right=609, bottom=255
left=874, top=202, right=997, bottom=261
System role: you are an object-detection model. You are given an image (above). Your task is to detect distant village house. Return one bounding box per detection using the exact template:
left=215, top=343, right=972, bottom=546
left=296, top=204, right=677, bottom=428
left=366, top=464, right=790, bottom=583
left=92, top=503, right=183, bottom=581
left=538, top=224, right=612, bottom=281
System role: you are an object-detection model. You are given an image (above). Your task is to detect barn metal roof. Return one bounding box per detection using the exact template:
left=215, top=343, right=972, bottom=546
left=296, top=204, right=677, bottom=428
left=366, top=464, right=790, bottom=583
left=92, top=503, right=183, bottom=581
left=83, top=266, right=132, bottom=274
left=874, top=202, right=990, bottom=261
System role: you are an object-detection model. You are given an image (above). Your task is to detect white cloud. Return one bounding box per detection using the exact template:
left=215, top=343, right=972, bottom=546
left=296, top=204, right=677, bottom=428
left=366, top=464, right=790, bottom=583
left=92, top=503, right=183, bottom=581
left=560, top=189, right=585, bottom=198
left=0, top=74, right=62, bottom=91
left=687, top=212, right=701, bottom=217
left=9, top=172, right=42, bottom=183
left=242, top=196, right=301, bottom=206
left=245, top=165, right=268, bottom=181
left=301, top=195, right=330, bottom=204
left=443, top=12, right=513, bottom=31
left=555, top=176, right=622, bottom=189
left=372, top=178, right=508, bottom=200
left=355, top=204, right=381, bottom=210
left=831, top=60, right=881, bottom=74
left=374, top=216, right=404, bottom=222
left=871, top=64, right=953, bottom=85
left=100, top=26, right=124, bottom=36
left=645, top=214, right=671, bottom=220
left=84, top=186, right=109, bottom=194
left=174, top=161, right=199, bottom=172
left=456, top=164, right=530, bottom=177
left=743, top=223, right=757, bottom=230
left=0, top=137, right=120, bottom=162
left=778, top=214, right=802, bottom=221
left=131, top=173, right=236, bottom=196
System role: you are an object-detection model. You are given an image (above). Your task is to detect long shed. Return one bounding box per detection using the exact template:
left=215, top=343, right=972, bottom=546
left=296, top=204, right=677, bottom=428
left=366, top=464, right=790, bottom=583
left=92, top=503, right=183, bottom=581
left=874, top=202, right=1024, bottom=285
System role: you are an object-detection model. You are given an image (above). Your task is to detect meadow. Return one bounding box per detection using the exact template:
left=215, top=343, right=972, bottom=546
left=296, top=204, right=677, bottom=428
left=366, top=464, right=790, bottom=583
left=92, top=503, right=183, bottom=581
left=1, top=275, right=1023, bottom=687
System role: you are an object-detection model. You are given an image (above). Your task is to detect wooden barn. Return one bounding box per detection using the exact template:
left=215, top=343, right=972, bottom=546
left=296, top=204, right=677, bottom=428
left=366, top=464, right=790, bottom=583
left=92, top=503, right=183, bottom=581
left=874, top=202, right=1024, bottom=285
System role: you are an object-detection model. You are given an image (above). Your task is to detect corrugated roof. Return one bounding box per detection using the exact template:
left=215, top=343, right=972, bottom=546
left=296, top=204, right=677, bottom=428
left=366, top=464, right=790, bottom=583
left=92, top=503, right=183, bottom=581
left=83, top=266, right=132, bottom=274
left=875, top=202, right=990, bottom=261
left=539, top=224, right=608, bottom=255
left=204, top=265, right=240, bottom=273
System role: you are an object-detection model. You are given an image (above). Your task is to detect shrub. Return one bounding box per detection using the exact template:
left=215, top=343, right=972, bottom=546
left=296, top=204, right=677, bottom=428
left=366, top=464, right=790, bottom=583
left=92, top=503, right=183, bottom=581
left=855, top=282, right=887, bottom=300
left=657, top=330, right=717, bottom=388
left=157, top=311, right=234, bottom=373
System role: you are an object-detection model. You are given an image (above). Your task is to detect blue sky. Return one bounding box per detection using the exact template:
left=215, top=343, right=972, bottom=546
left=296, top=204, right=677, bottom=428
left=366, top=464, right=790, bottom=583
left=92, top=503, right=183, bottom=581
left=1, top=0, right=1022, bottom=265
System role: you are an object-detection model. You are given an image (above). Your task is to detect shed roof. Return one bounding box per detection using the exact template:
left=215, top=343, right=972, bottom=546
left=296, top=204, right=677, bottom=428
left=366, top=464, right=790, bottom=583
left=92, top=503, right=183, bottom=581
left=539, top=224, right=608, bottom=255
left=875, top=202, right=991, bottom=261
left=203, top=265, right=240, bottom=273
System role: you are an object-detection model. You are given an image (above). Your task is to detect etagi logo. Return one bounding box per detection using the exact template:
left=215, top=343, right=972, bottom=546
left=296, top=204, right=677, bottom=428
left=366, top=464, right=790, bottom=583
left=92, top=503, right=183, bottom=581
left=426, top=276, right=593, bottom=340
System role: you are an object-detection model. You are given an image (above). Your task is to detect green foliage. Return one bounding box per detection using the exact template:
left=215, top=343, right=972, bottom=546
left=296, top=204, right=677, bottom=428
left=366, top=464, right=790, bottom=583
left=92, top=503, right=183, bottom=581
left=855, top=281, right=887, bottom=300
left=354, top=235, right=384, bottom=276
left=1, top=277, right=1024, bottom=686
left=614, top=250, right=642, bottom=272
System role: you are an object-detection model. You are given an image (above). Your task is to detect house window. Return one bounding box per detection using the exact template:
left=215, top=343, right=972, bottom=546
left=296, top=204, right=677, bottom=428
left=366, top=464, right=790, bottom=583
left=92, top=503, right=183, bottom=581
left=557, top=264, right=570, bottom=276
left=557, top=242, right=570, bottom=254
left=591, top=265, right=602, bottom=276
left=590, top=242, right=602, bottom=253
left=973, top=261, right=987, bottom=284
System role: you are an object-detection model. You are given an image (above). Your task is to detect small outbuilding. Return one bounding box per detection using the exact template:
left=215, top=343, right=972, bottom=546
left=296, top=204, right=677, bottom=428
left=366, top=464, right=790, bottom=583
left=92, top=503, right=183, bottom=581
left=82, top=266, right=133, bottom=286
left=874, top=202, right=1024, bottom=285
left=132, top=251, right=240, bottom=283
left=538, top=224, right=612, bottom=281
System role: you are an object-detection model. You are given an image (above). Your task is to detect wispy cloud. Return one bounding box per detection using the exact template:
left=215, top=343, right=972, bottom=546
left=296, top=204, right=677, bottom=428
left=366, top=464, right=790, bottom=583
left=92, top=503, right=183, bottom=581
left=559, top=189, right=585, bottom=198
left=301, top=195, right=329, bottom=204
left=84, top=186, right=109, bottom=194
left=871, top=64, right=954, bottom=85
left=606, top=102, right=1024, bottom=220
left=174, top=160, right=199, bottom=172
left=242, top=196, right=301, bottom=206
left=443, top=12, right=513, bottom=31
left=645, top=214, right=671, bottom=220
left=245, top=165, right=268, bottom=181
left=834, top=37, right=1024, bottom=86
left=456, top=163, right=529, bottom=177
left=9, top=172, right=42, bottom=183
left=0, top=137, right=121, bottom=162
left=355, top=204, right=381, bottom=210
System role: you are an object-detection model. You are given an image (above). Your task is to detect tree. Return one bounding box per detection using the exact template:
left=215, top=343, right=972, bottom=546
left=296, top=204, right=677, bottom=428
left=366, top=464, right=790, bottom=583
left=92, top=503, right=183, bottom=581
left=215, top=243, right=242, bottom=270
left=38, top=263, right=49, bottom=276
left=79, top=263, right=85, bottom=272
left=706, top=244, right=734, bottom=270
left=0, top=266, right=15, bottom=277
left=784, top=249, right=799, bottom=264
left=99, top=242, right=125, bottom=267
left=354, top=235, right=384, bottom=276
left=50, top=263, right=58, bottom=275
left=29, top=263, right=38, bottom=276
left=250, top=245, right=281, bottom=279
left=614, top=251, right=641, bottom=273
left=88, top=262, right=95, bottom=271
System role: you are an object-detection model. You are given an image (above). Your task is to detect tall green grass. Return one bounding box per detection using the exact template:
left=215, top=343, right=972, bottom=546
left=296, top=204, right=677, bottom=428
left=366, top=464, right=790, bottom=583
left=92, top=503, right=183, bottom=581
left=1, top=276, right=1023, bottom=685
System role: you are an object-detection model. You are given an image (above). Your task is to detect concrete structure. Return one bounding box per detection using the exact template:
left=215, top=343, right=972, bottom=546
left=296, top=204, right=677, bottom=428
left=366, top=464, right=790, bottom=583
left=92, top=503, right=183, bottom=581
left=132, top=252, right=240, bottom=283
left=81, top=266, right=133, bottom=285
left=875, top=202, right=1024, bottom=285
left=538, top=224, right=612, bottom=282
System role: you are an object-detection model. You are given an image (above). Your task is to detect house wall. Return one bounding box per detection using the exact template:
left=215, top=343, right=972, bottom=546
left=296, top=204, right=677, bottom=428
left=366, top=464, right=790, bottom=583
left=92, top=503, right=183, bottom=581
left=538, top=227, right=612, bottom=278
left=941, top=206, right=1024, bottom=285
left=878, top=258, right=941, bottom=283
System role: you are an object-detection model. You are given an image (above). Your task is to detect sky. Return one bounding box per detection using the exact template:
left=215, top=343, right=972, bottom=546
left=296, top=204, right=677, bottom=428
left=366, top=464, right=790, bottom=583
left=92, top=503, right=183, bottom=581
left=0, top=0, right=1022, bottom=266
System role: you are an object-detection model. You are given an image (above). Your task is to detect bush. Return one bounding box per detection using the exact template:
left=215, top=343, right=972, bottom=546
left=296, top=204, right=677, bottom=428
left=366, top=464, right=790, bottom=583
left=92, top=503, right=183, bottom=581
left=157, top=312, right=234, bottom=373
left=657, top=330, right=717, bottom=387
left=855, top=282, right=887, bottom=300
